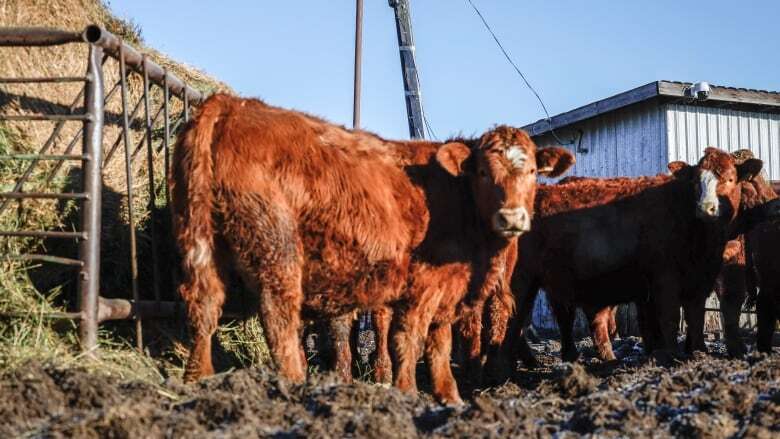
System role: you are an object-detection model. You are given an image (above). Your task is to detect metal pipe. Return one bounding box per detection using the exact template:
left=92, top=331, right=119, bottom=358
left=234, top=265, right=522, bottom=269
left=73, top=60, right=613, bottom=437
left=4, top=254, right=85, bottom=266
left=0, top=230, right=87, bottom=239
left=103, top=92, right=145, bottom=167
left=82, top=25, right=203, bottom=104
left=183, top=89, right=190, bottom=122
left=0, top=76, right=88, bottom=83
left=142, top=56, right=163, bottom=306
left=0, top=114, right=90, bottom=122
left=119, top=45, right=144, bottom=352
left=0, top=27, right=83, bottom=46
left=0, top=154, right=89, bottom=161
left=78, top=44, right=104, bottom=357
left=43, top=73, right=121, bottom=186
left=0, top=192, right=88, bottom=200
left=352, top=0, right=363, bottom=129
left=162, top=70, right=171, bottom=204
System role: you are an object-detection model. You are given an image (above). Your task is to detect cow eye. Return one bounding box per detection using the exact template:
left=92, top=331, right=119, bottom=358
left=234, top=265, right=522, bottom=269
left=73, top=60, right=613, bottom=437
left=479, top=169, right=488, bottom=178
left=530, top=168, right=536, bottom=174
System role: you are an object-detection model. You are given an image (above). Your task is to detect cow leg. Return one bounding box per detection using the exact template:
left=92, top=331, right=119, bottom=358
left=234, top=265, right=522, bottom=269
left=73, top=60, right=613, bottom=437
left=583, top=305, right=616, bottom=362
left=637, top=301, right=659, bottom=355
left=459, top=302, right=486, bottom=388
left=756, top=287, right=777, bottom=353
left=718, top=266, right=748, bottom=357
left=682, top=292, right=708, bottom=355
left=509, top=280, right=542, bottom=370
left=180, top=256, right=227, bottom=382
left=372, top=307, right=393, bottom=385
left=551, top=298, right=580, bottom=362
left=482, top=293, right=513, bottom=385
left=329, top=313, right=354, bottom=383
left=392, top=292, right=440, bottom=397
left=608, top=306, right=618, bottom=339
left=425, top=323, right=462, bottom=405
left=224, top=196, right=307, bottom=383
left=650, top=272, right=682, bottom=363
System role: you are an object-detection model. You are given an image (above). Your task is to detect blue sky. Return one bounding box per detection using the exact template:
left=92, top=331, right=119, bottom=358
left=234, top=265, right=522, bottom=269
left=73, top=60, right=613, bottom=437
left=109, top=1, right=780, bottom=140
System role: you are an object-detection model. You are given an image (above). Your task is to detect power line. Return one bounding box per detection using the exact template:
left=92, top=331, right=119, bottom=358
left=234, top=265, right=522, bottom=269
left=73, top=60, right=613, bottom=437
left=465, top=0, right=572, bottom=145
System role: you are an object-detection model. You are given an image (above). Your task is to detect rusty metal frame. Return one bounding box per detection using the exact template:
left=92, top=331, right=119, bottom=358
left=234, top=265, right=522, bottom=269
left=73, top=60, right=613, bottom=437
left=0, top=26, right=205, bottom=354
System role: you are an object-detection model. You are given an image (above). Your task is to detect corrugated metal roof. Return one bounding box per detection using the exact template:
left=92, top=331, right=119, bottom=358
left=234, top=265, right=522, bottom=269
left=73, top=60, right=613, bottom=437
left=524, top=80, right=780, bottom=137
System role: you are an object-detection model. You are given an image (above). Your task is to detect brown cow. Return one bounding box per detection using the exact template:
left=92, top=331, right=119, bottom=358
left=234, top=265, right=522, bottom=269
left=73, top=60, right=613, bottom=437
left=170, top=93, right=573, bottom=404
left=481, top=148, right=762, bottom=380
left=541, top=154, right=780, bottom=363
left=715, top=150, right=780, bottom=355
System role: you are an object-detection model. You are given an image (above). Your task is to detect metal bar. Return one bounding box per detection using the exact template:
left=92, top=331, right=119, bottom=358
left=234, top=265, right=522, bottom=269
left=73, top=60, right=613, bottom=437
left=0, top=76, right=88, bottom=84
left=352, top=0, right=363, bottom=129
left=183, top=88, right=190, bottom=122
left=142, top=55, right=163, bottom=306
left=103, top=91, right=145, bottom=167
left=0, top=154, right=89, bottom=161
left=0, top=114, right=89, bottom=122
left=119, top=45, right=144, bottom=352
left=0, top=192, right=88, bottom=200
left=0, top=55, right=108, bottom=216
left=4, top=254, right=84, bottom=266
left=0, top=27, right=83, bottom=46
left=0, top=299, right=242, bottom=322
left=78, top=44, right=104, bottom=356
left=131, top=103, right=164, bottom=160
left=0, top=230, right=87, bottom=239
left=44, top=76, right=122, bottom=186
left=162, top=70, right=171, bottom=205
left=82, top=25, right=204, bottom=104
left=389, top=0, right=425, bottom=139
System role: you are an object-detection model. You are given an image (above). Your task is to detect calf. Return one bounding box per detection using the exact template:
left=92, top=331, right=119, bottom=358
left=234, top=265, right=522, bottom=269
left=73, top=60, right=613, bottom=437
left=482, top=148, right=761, bottom=378
left=171, top=94, right=573, bottom=403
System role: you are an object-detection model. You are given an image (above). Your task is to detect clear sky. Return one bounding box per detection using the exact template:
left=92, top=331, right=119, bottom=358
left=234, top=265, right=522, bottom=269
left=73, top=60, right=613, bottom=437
left=108, top=0, right=780, bottom=141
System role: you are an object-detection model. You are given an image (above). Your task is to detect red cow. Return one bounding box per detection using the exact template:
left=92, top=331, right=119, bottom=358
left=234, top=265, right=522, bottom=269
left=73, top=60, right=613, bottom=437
left=170, top=94, right=573, bottom=404
left=481, top=148, right=761, bottom=379
left=715, top=150, right=780, bottom=354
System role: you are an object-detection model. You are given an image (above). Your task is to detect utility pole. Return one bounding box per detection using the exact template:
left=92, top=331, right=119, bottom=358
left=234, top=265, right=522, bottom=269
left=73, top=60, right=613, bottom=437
left=353, top=0, right=363, bottom=129
left=389, top=0, right=426, bottom=139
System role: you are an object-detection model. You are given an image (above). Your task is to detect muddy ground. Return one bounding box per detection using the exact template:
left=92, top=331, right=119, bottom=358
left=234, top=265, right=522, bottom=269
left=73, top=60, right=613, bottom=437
left=1, top=338, right=778, bottom=438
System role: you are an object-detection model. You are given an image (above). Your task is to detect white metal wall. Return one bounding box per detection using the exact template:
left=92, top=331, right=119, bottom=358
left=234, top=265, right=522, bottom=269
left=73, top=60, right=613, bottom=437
left=666, top=104, right=780, bottom=179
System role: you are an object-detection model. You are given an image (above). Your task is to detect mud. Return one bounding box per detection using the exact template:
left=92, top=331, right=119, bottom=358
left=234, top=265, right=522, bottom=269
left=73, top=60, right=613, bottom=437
left=1, top=338, right=778, bottom=438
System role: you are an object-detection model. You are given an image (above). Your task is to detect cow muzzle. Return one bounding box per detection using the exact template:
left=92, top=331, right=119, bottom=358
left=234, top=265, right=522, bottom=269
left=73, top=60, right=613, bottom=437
left=696, top=170, right=720, bottom=221
left=492, top=207, right=531, bottom=237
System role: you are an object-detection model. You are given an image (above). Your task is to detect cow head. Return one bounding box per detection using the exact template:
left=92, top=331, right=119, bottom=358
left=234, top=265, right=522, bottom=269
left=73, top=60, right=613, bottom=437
left=668, top=147, right=763, bottom=222
left=436, top=126, right=575, bottom=238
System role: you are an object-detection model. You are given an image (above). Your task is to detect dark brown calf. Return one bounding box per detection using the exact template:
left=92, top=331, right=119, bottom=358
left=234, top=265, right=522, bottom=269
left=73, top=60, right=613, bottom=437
left=170, top=93, right=573, bottom=404
left=482, top=148, right=761, bottom=377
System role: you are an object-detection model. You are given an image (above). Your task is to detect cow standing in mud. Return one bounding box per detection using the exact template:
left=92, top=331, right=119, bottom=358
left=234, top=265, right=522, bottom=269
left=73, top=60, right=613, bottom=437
left=480, top=148, right=762, bottom=379
left=170, top=93, right=573, bottom=404
left=716, top=150, right=780, bottom=355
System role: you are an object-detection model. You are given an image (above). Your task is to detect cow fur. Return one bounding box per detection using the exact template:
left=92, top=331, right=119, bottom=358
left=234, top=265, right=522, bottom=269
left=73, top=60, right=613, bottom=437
left=170, top=93, right=573, bottom=404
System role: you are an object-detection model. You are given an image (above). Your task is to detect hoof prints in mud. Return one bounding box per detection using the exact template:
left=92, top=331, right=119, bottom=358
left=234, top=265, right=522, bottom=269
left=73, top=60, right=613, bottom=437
left=1, top=340, right=779, bottom=438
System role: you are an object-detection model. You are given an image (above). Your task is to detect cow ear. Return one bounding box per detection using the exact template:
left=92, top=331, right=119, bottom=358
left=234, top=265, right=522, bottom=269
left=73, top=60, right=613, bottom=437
left=737, top=158, right=762, bottom=182
left=436, top=142, right=472, bottom=176
left=536, top=146, right=575, bottom=177
left=668, top=161, right=692, bottom=179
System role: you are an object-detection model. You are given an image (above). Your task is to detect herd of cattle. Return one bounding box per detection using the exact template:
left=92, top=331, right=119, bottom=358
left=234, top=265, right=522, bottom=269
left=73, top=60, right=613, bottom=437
left=170, top=93, right=780, bottom=405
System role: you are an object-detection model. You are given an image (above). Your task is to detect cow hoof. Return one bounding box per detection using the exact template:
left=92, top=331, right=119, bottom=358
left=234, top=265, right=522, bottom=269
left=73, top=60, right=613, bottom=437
left=440, top=395, right=465, bottom=408
left=561, top=349, right=581, bottom=363
left=726, top=342, right=747, bottom=358
left=650, top=350, right=677, bottom=367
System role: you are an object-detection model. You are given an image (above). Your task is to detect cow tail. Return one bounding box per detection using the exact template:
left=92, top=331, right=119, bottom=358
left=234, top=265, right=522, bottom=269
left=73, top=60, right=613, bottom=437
left=170, top=96, right=227, bottom=341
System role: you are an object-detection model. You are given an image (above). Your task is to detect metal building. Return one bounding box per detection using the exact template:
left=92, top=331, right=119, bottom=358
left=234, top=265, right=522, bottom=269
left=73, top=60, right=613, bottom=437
left=521, top=80, right=780, bottom=333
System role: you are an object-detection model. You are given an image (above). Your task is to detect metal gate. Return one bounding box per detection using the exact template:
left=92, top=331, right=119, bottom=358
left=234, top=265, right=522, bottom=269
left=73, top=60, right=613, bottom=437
left=0, top=25, right=203, bottom=355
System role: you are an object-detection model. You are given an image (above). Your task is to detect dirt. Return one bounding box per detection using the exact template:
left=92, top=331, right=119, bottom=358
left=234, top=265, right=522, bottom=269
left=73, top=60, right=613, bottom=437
left=1, top=338, right=778, bottom=438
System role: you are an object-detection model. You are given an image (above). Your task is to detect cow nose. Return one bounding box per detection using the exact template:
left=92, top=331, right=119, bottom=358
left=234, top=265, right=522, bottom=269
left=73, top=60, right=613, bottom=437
left=697, top=201, right=718, bottom=219
left=493, top=207, right=530, bottom=236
